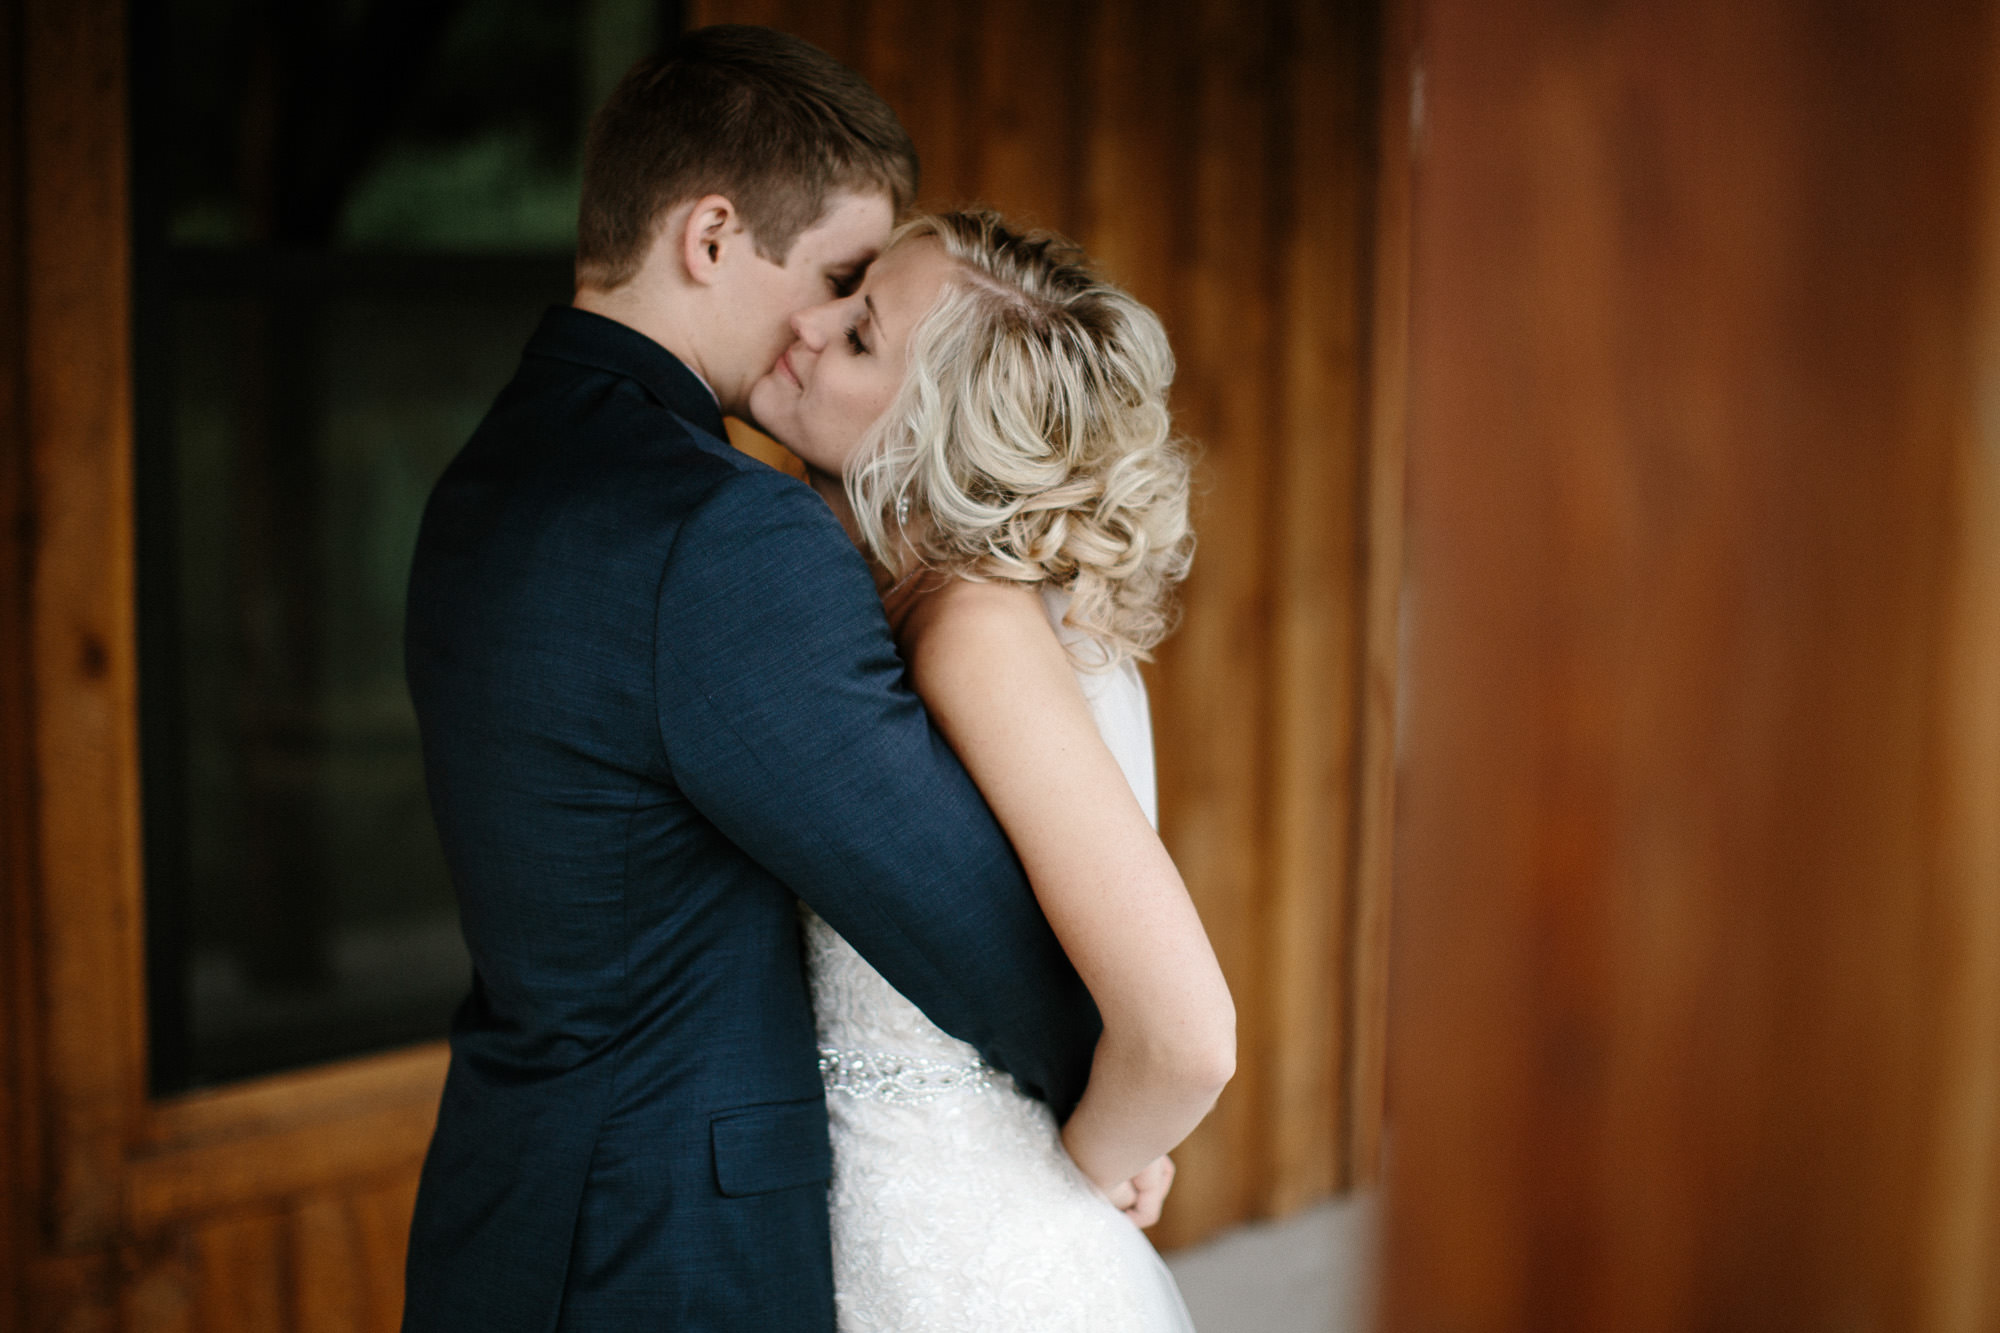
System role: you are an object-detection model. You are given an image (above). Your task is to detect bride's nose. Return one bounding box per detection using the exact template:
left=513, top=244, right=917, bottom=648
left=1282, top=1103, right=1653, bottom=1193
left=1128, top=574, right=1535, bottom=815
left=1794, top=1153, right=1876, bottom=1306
left=790, top=300, right=838, bottom=350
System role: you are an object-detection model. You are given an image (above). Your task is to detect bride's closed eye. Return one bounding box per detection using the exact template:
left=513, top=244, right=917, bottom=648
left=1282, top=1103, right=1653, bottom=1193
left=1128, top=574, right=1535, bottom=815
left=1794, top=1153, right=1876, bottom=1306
left=844, top=324, right=869, bottom=354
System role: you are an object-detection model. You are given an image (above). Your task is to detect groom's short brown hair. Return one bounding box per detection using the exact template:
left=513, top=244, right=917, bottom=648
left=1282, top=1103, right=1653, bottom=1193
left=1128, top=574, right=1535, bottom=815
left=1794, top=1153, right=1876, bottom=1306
left=576, top=25, right=918, bottom=290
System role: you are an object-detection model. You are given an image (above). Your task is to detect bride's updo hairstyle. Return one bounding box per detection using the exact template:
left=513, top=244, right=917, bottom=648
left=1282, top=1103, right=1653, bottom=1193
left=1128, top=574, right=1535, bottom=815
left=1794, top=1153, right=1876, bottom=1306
left=847, top=210, right=1194, bottom=665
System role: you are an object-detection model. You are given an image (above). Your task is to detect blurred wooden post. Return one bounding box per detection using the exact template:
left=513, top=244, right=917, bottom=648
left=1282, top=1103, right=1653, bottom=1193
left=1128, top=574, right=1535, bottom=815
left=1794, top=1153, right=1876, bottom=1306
left=1386, top=2, right=2000, bottom=1329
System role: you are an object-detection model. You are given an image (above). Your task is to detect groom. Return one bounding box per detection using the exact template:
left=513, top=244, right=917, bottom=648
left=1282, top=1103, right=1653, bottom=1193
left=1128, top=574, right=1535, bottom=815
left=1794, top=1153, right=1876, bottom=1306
left=400, top=25, right=1101, bottom=1333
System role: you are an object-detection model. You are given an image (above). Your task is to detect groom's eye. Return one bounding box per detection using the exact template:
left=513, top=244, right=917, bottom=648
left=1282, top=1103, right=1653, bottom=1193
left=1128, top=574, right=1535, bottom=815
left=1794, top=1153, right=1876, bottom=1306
left=828, top=269, right=862, bottom=298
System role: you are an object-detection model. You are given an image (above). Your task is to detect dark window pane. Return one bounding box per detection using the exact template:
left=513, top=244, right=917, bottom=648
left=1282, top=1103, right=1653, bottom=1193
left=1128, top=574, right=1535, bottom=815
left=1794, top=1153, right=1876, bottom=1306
left=135, top=0, right=674, bottom=1093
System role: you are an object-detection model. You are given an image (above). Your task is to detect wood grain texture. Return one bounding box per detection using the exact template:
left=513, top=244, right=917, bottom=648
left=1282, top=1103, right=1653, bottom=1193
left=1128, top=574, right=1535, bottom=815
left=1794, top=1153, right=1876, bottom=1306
left=344, top=1174, right=420, bottom=1332
left=190, top=1209, right=289, bottom=1331
left=120, top=1238, right=196, bottom=1333
left=128, top=1047, right=445, bottom=1229
left=1266, top=0, right=1370, bottom=1212
left=1077, top=0, right=1181, bottom=310
left=966, top=0, right=1079, bottom=230
left=1385, top=1, right=2000, bottom=1328
left=1, top=0, right=35, bottom=1321
left=136, top=1045, right=447, bottom=1156
left=291, top=1194, right=367, bottom=1333
left=1147, top=0, right=1284, bottom=1237
left=1923, top=49, right=2000, bottom=1325
left=1348, top=0, right=1410, bottom=1195
left=20, top=0, right=146, bottom=1252
left=28, top=1252, right=119, bottom=1332
left=858, top=0, right=976, bottom=208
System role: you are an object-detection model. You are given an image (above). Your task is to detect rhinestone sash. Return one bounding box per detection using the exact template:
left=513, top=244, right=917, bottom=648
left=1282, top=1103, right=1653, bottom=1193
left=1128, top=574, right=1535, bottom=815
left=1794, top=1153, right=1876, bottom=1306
left=818, top=1046, right=995, bottom=1105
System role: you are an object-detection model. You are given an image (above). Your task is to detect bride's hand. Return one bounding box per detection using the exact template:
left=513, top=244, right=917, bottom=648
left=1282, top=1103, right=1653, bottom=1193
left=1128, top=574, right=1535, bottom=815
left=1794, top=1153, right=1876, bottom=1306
left=1102, top=1154, right=1176, bottom=1228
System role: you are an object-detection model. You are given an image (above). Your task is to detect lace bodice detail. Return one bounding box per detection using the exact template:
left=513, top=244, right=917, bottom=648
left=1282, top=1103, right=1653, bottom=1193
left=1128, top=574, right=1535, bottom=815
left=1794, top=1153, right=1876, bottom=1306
left=802, top=587, right=1192, bottom=1332
left=805, top=913, right=996, bottom=1092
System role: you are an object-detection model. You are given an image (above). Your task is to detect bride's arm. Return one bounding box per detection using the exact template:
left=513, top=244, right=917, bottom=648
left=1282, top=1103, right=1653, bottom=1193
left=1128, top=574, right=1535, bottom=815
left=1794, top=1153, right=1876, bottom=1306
left=897, top=578, right=1236, bottom=1197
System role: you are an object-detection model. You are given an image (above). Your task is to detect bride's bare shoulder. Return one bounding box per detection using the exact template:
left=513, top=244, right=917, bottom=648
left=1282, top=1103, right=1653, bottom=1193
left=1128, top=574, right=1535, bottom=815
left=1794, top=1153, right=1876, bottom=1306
left=895, top=578, right=1062, bottom=687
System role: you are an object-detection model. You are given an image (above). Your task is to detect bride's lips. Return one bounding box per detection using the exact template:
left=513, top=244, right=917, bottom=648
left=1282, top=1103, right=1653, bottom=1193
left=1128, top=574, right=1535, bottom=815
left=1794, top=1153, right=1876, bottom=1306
left=777, top=346, right=802, bottom=388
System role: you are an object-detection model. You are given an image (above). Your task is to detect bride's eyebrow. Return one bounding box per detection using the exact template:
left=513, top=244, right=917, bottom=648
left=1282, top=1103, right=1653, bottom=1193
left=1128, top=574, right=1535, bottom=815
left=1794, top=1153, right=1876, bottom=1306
left=864, top=293, right=886, bottom=340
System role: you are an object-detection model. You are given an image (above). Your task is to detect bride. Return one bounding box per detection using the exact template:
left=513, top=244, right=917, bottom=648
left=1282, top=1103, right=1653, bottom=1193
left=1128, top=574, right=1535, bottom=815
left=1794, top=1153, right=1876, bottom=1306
left=747, top=209, right=1235, bottom=1331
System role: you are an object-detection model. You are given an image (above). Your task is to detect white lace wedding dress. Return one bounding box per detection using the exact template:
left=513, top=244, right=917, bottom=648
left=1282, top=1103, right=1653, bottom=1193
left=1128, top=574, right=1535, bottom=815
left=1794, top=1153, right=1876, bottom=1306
left=803, top=588, right=1197, bottom=1332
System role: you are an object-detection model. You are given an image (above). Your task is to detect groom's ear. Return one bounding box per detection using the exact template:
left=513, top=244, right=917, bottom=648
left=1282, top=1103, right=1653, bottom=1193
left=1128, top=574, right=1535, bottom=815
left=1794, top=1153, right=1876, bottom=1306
left=678, top=194, right=740, bottom=287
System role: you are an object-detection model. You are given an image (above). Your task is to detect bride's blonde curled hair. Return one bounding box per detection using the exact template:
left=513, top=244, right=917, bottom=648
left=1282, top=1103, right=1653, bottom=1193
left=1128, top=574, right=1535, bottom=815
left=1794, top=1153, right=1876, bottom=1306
left=847, top=210, right=1194, bottom=665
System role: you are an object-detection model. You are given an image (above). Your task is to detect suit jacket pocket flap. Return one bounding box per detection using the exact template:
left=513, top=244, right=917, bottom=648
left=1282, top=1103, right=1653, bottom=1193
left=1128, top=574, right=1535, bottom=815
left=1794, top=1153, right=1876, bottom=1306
left=710, top=1098, right=832, bottom=1197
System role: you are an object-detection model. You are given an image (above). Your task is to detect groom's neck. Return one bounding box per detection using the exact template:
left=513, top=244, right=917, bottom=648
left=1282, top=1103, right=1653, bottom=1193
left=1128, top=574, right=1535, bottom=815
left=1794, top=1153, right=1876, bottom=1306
left=572, top=282, right=717, bottom=393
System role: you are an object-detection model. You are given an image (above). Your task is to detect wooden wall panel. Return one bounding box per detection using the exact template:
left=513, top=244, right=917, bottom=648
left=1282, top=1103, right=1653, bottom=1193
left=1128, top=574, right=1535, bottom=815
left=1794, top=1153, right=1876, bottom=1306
left=99, top=1177, right=424, bottom=1333
left=966, top=0, right=1081, bottom=231
left=1929, top=48, right=2000, bottom=1329
left=1269, top=0, right=1373, bottom=1211
left=897, top=2, right=983, bottom=206
left=122, top=1238, right=195, bottom=1333
left=1153, top=0, right=1286, bottom=1236
left=190, top=1211, right=290, bottom=1330
left=1385, top=1, right=2000, bottom=1328
left=3, top=5, right=1389, bottom=1326
left=1348, top=0, right=1410, bottom=1194
left=692, top=0, right=1388, bottom=1246
left=1, top=0, right=34, bottom=1322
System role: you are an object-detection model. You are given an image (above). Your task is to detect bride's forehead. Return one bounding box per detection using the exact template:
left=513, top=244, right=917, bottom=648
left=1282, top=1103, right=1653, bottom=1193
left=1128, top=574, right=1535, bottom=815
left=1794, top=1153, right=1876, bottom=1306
left=871, top=236, right=952, bottom=285
left=863, top=240, right=957, bottom=326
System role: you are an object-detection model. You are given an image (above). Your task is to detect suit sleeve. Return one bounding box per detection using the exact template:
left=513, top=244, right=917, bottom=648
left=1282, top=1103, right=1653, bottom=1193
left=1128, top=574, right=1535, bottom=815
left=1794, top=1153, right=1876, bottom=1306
left=652, top=467, right=1102, bottom=1115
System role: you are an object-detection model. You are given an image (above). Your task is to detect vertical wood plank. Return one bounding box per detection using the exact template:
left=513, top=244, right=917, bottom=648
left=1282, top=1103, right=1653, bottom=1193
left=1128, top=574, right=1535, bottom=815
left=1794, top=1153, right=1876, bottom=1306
left=191, top=1210, right=290, bottom=1331
left=857, top=0, right=977, bottom=210
left=347, top=1174, right=420, bottom=1333
left=1077, top=2, right=1303, bottom=1248
left=1348, top=0, right=1412, bottom=1194
left=1144, top=0, right=1284, bottom=1243
left=770, top=0, right=864, bottom=67
left=28, top=1254, right=118, bottom=1333
left=1075, top=38, right=1200, bottom=1235
left=1, top=0, right=35, bottom=1320
left=119, top=1232, right=194, bottom=1333
left=21, top=0, right=146, bottom=1252
left=966, top=0, right=1084, bottom=232
left=1922, top=61, right=2000, bottom=1326
left=682, top=0, right=786, bottom=31
left=291, top=1195, right=364, bottom=1333
left=1264, top=0, right=1371, bottom=1214
left=1076, top=0, right=1184, bottom=315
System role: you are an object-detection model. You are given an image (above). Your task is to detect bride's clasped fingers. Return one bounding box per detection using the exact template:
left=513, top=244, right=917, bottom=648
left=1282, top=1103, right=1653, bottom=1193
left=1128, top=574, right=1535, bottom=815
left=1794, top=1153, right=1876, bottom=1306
left=1120, top=1155, right=1176, bottom=1228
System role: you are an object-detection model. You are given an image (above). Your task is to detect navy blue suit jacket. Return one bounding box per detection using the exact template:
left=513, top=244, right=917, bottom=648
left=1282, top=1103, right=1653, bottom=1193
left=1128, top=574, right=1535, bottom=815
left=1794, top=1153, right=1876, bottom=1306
left=400, top=307, right=1101, bottom=1331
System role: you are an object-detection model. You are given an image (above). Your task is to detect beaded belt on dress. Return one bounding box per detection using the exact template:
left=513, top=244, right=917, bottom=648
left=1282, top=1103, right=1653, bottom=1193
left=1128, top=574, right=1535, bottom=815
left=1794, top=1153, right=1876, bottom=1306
left=817, top=1046, right=995, bottom=1105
